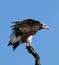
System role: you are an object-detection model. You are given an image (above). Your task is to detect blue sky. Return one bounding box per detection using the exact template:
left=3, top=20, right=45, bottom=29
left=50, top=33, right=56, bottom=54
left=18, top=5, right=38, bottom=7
left=0, top=0, right=59, bottom=65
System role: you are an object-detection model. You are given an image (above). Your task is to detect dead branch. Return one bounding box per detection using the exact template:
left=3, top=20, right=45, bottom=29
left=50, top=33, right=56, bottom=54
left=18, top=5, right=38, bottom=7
left=26, top=46, right=41, bottom=65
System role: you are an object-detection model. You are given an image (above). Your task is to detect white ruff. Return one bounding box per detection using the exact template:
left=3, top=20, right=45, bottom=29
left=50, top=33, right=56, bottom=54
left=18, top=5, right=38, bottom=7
left=27, top=35, right=33, bottom=43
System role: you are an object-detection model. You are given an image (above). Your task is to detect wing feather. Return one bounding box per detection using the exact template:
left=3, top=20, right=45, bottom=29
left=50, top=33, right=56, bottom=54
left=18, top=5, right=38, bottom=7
left=11, top=22, right=31, bottom=36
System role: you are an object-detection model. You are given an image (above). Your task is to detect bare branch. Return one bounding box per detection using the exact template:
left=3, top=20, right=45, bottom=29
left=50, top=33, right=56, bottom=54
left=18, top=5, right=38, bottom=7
left=26, top=46, right=41, bottom=65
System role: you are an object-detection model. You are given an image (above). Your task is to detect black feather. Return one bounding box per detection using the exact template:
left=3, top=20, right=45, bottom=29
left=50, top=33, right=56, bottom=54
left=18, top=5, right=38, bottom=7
left=8, top=42, right=12, bottom=46
left=13, top=42, right=20, bottom=51
left=8, top=41, right=20, bottom=50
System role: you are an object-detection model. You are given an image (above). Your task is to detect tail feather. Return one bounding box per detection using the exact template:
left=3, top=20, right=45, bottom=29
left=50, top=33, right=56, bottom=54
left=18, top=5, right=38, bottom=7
left=13, top=42, right=19, bottom=51
left=8, top=31, right=22, bottom=50
left=8, top=41, right=20, bottom=51
left=8, top=42, right=12, bottom=46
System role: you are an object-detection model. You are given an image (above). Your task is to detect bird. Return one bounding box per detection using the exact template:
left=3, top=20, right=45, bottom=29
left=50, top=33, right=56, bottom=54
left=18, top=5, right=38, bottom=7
left=8, top=19, right=49, bottom=50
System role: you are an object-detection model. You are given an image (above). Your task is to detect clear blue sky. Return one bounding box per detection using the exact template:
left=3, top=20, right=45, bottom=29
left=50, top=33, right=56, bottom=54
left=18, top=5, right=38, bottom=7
left=0, top=0, right=59, bottom=65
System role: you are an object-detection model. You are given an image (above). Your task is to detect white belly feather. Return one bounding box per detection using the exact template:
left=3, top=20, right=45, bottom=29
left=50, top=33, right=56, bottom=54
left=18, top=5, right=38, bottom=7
left=27, top=35, right=33, bottom=43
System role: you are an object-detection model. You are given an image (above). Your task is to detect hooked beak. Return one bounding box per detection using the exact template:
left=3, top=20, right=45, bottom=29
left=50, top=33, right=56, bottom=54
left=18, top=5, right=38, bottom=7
left=45, top=26, right=49, bottom=30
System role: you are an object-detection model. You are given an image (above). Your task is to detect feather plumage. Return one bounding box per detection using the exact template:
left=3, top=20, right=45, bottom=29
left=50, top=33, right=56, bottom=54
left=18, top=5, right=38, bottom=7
left=8, top=19, right=43, bottom=50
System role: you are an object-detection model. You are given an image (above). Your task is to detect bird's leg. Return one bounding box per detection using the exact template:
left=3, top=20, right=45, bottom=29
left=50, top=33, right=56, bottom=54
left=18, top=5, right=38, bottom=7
left=26, top=39, right=31, bottom=46
left=26, top=43, right=30, bottom=46
left=25, top=35, right=33, bottom=46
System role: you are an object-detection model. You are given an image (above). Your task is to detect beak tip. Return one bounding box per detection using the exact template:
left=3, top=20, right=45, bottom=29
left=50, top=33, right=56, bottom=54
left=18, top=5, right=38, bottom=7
left=47, top=28, right=49, bottom=30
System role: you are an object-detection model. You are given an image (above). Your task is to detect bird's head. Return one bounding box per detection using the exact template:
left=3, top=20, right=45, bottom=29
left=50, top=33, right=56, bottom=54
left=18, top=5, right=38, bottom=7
left=41, top=23, right=49, bottom=30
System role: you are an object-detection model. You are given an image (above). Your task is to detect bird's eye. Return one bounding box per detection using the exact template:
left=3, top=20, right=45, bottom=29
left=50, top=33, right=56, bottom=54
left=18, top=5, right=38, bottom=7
left=44, top=25, right=46, bottom=27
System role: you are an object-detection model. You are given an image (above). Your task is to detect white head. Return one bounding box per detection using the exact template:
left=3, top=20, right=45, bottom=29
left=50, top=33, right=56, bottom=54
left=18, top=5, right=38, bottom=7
left=42, top=23, right=49, bottom=29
